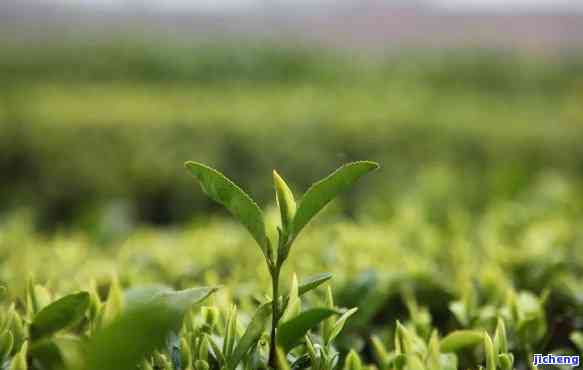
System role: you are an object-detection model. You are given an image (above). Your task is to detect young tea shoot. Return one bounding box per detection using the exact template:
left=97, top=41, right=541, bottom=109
left=185, top=160, right=379, bottom=366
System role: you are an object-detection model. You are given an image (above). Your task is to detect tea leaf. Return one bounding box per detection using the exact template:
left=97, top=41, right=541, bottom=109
left=498, top=353, right=514, bottom=370
left=30, top=292, right=90, bottom=340
left=298, top=273, right=332, bottom=296
left=228, top=302, right=272, bottom=370
left=159, top=288, right=219, bottom=317
left=281, top=274, right=301, bottom=323
left=484, top=333, right=496, bottom=370
left=276, top=347, right=291, bottom=370
left=124, top=284, right=171, bottom=307
left=370, top=336, right=388, bottom=365
left=185, top=161, right=268, bottom=254
left=439, top=354, right=458, bottom=370
left=493, top=317, right=508, bottom=354
left=223, top=305, right=238, bottom=358
left=0, top=330, right=13, bottom=362
left=343, top=350, right=362, bottom=370
left=9, top=341, right=27, bottom=370
left=292, top=161, right=379, bottom=238
left=126, top=286, right=219, bottom=329
left=85, top=302, right=180, bottom=370
left=440, top=330, right=484, bottom=353
left=29, top=337, right=83, bottom=370
left=277, top=308, right=337, bottom=352
left=570, top=331, right=583, bottom=353
left=326, top=307, right=358, bottom=345
left=101, top=275, right=124, bottom=326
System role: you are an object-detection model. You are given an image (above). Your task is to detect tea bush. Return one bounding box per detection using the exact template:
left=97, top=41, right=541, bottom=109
left=0, top=162, right=581, bottom=369
left=1, top=43, right=582, bottom=369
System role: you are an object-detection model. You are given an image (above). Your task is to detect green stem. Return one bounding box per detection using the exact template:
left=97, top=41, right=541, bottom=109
left=269, top=265, right=280, bottom=368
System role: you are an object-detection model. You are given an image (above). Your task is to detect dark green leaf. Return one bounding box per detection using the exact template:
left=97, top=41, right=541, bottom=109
left=29, top=337, right=82, bottom=370
left=228, top=302, right=272, bottom=370
left=185, top=161, right=267, bottom=253
left=30, top=292, right=90, bottom=340
left=292, top=161, right=379, bottom=238
left=277, top=308, right=337, bottom=352
left=298, top=273, right=333, bottom=296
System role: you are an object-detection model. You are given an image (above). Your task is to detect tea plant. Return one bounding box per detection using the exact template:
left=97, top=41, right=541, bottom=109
left=185, top=161, right=379, bottom=367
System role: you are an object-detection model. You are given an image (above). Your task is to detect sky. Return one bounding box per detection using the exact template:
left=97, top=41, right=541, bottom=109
left=49, top=0, right=583, bottom=12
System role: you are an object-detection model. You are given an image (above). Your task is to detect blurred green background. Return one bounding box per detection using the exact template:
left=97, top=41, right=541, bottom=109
left=2, top=40, right=583, bottom=235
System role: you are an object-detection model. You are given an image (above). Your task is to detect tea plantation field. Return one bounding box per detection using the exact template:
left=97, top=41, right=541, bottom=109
left=0, top=43, right=582, bottom=369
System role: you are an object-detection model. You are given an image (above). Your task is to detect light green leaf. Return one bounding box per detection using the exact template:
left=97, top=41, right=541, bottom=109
left=281, top=274, right=301, bottom=323
left=101, top=275, right=124, bottom=326
left=9, top=341, right=27, bottom=370
left=439, top=354, right=458, bottom=370
left=292, top=161, right=379, bottom=238
left=493, top=317, right=508, bottom=354
left=326, top=307, right=358, bottom=345
left=125, top=286, right=219, bottom=330
left=343, top=350, right=362, bottom=370
left=124, top=284, right=172, bottom=307
left=498, top=353, right=514, bottom=370
left=427, top=330, right=441, bottom=370
left=276, top=347, right=291, bottom=370
left=370, top=336, right=389, bottom=365
left=185, top=161, right=268, bottom=254
left=30, top=292, right=90, bottom=340
left=85, top=302, right=180, bottom=370
left=571, top=331, right=583, bottom=353
left=406, top=355, right=426, bottom=370
left=279, top=273, right=333, bottom=315
left=228, top=302, right=272, bottom=370
left=277, top=308, right=337, bottom=352
left=484, top=333, right=496, bottom=370
left=223, top=305, right=238, bottom=358
left=440, top=330, right=484, bottom=353
left=155, top=287, right=219, bottom=319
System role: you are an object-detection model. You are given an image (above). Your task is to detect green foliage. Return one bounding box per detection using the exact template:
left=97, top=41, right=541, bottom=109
left=0, top=97, right=581, bottom=370
left=85, top=284, right=216, bottom=370
left=440, top=330, right=484, bottom=353
left=571, top=332, right=583, bottom=353
left=30, top=292, right=90, bottom=340
left=186, top=161, right=377, bottom=366
left=185, top=162, right=268, bottom=256
left=84, top=302, right=183, bottom=370
left=228, top=302, right=272, bottom=370
left=9, top=341, right=27, bottom=370
left=277, top=308, right=338, bottom=352
left=291, top=161, right=379, bottom=240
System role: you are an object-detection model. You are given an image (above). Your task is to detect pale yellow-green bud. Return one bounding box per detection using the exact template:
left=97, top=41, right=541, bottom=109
left=9, top=341, right=27, bottom=370
left=484, top=332, right=496, bottom=370
left=343, top=350, right=362, bottom=370
left=272, top=170, right=296, bottom=233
